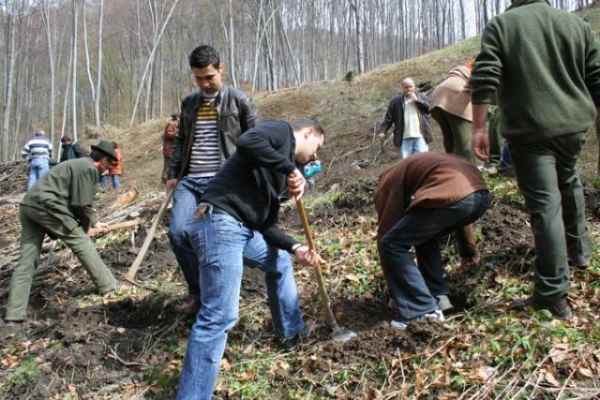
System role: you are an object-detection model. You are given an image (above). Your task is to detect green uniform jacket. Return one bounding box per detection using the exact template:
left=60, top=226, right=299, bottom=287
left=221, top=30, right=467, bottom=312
left=471, top=0, right=600, bottom=143
left=21, top=158, right=99, bottom=232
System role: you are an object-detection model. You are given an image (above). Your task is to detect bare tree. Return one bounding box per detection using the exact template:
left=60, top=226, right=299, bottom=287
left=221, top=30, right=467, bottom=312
left=71, top=0, right=79, bottom=141
left=129, top=0, right=181, bottom=126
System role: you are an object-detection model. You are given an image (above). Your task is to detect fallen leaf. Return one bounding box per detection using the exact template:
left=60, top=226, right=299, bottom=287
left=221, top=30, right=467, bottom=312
left=578, top=367, right=594, bottom=379
left=543, top=369, right=560, bottom=387
left=221, top=358, right=231, bottom=372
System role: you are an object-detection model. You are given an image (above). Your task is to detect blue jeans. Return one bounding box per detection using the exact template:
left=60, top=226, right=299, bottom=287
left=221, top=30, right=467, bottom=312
left=27, top=158, right=50, bottom=191
left=379, top=190, right=491, bottom=321
left=169, top=176, right=212, bottom=296
left=400, top=137, right=429, bottom=159
left=176, top=209, right=304, bottom=400
left=100, top=175, right=121, bottom=190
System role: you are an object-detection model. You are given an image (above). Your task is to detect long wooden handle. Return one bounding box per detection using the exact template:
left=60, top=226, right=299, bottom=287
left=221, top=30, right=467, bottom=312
left=125, top=188, right=175, bottom=282
left=89, top=219, right=142, bottom=237
left=295, top=198, right=339, bottom=329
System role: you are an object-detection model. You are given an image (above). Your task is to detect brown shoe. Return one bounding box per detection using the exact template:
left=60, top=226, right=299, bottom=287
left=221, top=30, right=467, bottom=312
left=175, top=295, right=200, bottom=314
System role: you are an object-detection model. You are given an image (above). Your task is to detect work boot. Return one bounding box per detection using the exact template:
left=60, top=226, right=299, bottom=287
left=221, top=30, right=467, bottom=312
left=512, top=295, right=573, bottom=321
left=568, top=254, right=589, bottom=270
left=174, top=295, right=200, bottom=315
left=436, top=295, right=454, bottom=312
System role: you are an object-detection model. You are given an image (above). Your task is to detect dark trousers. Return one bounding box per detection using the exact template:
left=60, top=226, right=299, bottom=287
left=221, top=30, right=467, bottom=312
left=378, top=190, right=491, bottom=321
left=510, top=133, right=591, bottom=298
left=431, top=107, right=475, bottom=163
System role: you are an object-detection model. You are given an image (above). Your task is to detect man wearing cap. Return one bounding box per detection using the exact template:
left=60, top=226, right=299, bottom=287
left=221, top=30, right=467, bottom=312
left=22, top=130, right=52, bottom=190
left=4, top=140, right=122, bottom=323
left=471, top=0, right=600, bottom=319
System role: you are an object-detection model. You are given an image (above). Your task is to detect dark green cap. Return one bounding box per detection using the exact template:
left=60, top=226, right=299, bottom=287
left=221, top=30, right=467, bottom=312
left=90, top=140, right=117, bottom=161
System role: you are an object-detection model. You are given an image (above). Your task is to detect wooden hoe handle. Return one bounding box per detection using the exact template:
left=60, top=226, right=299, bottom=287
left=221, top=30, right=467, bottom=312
left=295, top=198, right=339, bottom=330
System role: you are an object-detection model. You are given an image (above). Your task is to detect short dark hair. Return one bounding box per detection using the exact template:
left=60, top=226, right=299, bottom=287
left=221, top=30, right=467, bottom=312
left=291, top=118, right=325, bottom=137
left=189, top=45, right=220, bottom=69
left=170, top=113, right=179, bottom=120
left=90, top=149, right=116, bottom=162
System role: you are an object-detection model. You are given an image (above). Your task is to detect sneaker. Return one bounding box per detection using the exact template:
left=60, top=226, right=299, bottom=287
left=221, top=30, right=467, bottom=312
left=436, top=295, right=454, bottom=312
left=391, top=309, right=445, bottom=331
left=424, top=309, right=445, bottom=322
left=512, top=295, right=573, bottom=321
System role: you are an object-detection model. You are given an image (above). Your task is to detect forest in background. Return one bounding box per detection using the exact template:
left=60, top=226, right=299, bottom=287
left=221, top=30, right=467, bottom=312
left=0, top=0, right=594, bottom=162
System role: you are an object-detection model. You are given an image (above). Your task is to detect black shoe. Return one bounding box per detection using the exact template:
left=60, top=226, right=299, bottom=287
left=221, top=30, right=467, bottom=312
left=512, top=295, right=573, bottom=320
left=568, top=255, right=589, bottom=270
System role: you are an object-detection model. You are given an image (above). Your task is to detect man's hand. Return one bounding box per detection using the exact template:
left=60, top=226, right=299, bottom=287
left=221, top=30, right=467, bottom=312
left=166, top=178, right=178, bottom=191
left=294, top=245, right=325, bottom=267
left=88, top=222, right=108, bottom=237
left=472, top=128, right=490, bottom=161
left=378, top=132, right=386, bottom=139
left=288, top=169, right=306, bottom=200
left=408, top=92, right=418, bottom=101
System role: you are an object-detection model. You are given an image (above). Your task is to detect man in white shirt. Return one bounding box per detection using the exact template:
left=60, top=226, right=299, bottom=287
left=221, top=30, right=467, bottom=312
left=379, top=78, right=432, bottom=159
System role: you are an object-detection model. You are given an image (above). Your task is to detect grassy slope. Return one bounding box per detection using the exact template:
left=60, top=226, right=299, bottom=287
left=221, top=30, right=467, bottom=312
left=2, top=5, right=600, bottom=400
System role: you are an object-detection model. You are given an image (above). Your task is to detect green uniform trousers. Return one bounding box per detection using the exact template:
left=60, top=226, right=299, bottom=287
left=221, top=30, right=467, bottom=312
left=510, top=132, right=592, bottom=298
left=5, top=205, right=117, bottom=321
left=431, top=107, right=475, bottom=163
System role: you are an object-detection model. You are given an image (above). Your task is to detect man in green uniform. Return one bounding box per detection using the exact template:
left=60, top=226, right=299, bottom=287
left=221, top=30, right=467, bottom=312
left=4, top=141, right=121, bottom=322
left=470, top=0, right=600, bottom=319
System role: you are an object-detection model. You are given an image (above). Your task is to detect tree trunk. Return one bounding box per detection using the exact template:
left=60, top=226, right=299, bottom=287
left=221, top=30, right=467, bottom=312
left=1, top=8, right=16, bottom=162
left=42, top=0, right=57, bottom=157
left=228, top=0, right=238, bottom=87
left=72, top=0, right=79, bottom=141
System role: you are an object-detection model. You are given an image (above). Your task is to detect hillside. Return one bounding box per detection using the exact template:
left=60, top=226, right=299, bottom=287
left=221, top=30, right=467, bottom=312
left=1, top=4, right=600, bottom=400
left=111, top=6, right=600, bottom=191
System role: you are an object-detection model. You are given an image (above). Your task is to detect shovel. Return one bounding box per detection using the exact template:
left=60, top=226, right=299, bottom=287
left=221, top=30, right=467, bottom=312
left=295, top=198, right=357, bottom=343
left=125, top=187, right=174, bottom=282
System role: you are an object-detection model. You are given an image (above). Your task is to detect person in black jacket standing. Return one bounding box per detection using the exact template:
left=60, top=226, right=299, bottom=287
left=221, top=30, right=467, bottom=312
left=378, top=78, right=432, bottom=159
left=176, top=118, right=324, bottom=400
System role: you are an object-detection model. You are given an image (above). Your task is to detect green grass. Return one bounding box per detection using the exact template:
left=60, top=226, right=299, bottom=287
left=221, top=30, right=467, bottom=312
left=0, top=357, right=41, bottom=395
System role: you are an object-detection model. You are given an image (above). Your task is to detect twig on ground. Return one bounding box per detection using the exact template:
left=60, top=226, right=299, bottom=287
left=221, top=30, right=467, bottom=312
left=106, top=346, right=144, bottom=367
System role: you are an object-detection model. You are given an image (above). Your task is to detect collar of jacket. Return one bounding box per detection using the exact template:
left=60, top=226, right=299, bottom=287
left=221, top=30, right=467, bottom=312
left=508, top=0, right=550, bottom=10
left=191, top=86, right=229, bottom=113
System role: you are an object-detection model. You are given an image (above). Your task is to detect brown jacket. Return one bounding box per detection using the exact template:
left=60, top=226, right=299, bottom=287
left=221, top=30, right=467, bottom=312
left=375, top=152, right=486, bottom=240
left=429, top=65, right=473, bottom=122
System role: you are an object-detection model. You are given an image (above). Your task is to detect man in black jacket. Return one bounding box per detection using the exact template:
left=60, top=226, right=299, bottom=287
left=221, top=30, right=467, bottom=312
left=379, top=78, right=432, bottom=159
left=166, top=45, right=256, bottom=313
left=176, top=118, right=324, bottom=400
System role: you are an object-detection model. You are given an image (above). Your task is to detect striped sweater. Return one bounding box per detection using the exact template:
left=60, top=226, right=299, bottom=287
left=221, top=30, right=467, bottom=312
left=188, top=95, right=221, bottom=178
left=22, top=137, right=52, bottom=162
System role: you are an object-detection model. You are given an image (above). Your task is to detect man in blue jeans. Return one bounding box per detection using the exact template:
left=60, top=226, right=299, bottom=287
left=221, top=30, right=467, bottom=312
left=375, top=153, right=490, bottom=329
left=166, top=45, right=256, bottom=313
left=176, top=118, right=324, bottom=400
left=22, top=130, right=52, bottom=191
